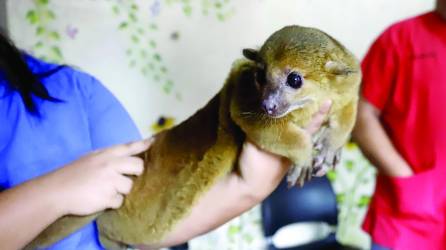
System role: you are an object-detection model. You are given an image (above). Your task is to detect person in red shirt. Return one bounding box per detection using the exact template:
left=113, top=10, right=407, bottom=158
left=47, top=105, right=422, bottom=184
left=353, top=0, right=446, bottom=249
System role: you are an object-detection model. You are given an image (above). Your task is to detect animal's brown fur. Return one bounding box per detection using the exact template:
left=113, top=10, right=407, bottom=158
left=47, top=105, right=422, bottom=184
left=26, top=25, right=361, bottom=249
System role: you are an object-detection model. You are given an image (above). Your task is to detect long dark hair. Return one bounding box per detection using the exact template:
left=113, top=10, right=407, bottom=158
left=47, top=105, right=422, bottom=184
left=0, top=31, right=60, bottom=114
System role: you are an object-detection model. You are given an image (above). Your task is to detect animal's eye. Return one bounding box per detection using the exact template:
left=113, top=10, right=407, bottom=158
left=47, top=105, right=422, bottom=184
left=286, top=72, right=303, bottom=89
left=256, top=68, right=266, bottom=86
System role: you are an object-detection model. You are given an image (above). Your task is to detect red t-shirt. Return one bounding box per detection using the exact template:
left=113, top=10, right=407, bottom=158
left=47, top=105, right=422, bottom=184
left=361, top=12, right=446, bottom=249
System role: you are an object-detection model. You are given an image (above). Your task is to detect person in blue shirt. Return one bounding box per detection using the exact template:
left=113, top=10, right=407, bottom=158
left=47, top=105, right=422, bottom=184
left=0, top=31, right=149, bottom=250
left=0, top=32, right=331, bottom=250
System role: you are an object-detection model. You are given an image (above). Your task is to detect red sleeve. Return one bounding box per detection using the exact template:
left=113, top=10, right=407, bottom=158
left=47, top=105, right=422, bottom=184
left=361, top=28, right=399, bottom=111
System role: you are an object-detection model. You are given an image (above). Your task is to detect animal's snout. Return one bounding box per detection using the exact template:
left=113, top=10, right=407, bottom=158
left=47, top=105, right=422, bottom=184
left=262, top=101, right=278, bottom=115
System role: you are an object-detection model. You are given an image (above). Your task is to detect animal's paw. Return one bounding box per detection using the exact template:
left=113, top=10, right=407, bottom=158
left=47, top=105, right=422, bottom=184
left=312, top=146, right=342, bottom=177
left=311, top=126, right=342, bottom=177
left=287, top=165, right=313, bottom=188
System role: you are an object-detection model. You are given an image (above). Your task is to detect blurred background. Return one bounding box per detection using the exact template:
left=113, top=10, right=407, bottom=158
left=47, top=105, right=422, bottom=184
left=1, top=0, right=435, bottom=249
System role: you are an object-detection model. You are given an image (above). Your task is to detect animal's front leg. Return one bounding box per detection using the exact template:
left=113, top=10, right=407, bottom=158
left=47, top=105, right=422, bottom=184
left=312, top=126, right=342, bottom=177
left=246, top=123, right=313, bottom=187
left=312, top=100, right=357, bottom=176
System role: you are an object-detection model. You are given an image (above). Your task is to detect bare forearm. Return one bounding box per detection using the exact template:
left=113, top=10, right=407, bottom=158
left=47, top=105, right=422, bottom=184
left=141, top=178, right=278, bottom=249
left=139, top=143, right=289, bottom=249
left=161, top=176, right=261, bottom=247
left=352, top=99, right=412, bottom=176
left=0, top=176, right=65, bottom=250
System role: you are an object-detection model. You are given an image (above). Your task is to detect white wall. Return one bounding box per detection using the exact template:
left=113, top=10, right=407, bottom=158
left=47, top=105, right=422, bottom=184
left=7, top=0, right=435, bottom=137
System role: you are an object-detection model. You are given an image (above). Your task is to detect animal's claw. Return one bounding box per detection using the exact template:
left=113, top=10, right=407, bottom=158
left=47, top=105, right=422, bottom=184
left=287, top=165, right=313, bottom=188
left=311, top=126, right=342, bottom=177
left=312, top=147, right=342, bottom=177
left=297, top=167, right=312, bottom=187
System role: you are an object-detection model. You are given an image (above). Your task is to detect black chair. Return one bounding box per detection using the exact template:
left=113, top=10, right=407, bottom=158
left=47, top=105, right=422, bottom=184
left=261, top=176, right=359, bottom=250
left=169, top=242, right=189, bottom=250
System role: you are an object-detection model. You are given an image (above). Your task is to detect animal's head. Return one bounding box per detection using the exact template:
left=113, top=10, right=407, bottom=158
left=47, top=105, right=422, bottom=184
left=242, top=25, right=360, bottom=118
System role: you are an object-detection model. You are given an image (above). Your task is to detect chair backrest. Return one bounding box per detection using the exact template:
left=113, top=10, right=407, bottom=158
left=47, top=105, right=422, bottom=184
left=169, top=242, right=189, bottom=250
left=261, top=176, right=338, bottom=238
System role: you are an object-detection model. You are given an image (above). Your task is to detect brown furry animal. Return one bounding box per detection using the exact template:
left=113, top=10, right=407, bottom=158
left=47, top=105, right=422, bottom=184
left=26, top=25, right=361, bottom=249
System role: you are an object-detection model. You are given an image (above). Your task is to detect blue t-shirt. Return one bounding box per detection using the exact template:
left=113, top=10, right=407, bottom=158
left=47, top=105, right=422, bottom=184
left=0, top=56, right=141, bottom=249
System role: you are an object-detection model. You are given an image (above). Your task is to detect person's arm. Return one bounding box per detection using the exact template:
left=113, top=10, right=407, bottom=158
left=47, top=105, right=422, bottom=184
left=352, top=25, right=413, bottom=177
left=352, top=98, right=413, bottom=177
left=138, top=100, right=332, bottom=249
left=0, top=173, right=67, bottom=250
left=153, top=142, right=289, bottom=248
left=0, top=140, right=150, bottom=250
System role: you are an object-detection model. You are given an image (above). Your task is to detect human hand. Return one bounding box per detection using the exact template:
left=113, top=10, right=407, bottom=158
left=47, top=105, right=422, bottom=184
left=384, top=163, right=414, bottom=177
left=45, top=138, right=153, bottom=216
left=305, top=100, right=332, bottom=135
left=238, top=100, right=332, bottom=200
left=353, top=98, right=414, bottom=179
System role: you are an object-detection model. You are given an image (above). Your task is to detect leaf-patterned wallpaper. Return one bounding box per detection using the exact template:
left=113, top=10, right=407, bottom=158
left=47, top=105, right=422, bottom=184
left=6, top=1, right=435, bottom=249
left=25, top=0, right=63, bottom=62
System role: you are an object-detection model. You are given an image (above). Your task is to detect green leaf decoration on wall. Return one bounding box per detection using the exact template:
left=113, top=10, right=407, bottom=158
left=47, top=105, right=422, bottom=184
left=165, top=0, right=236, bottom=21
left=326, top=169, right=337, bottom=181
left=357, top=195, right=371, bottom=208
left=111, top=0, right=176, bottom=95
left=108, top=0, right=238, bottom=98
left=26, top=0, right=64, bottom=63
left=336, top=193, right=346, bottom=203
left=333, top=143, right=376, bottom=247
left=228, top=225, right=240, bottom=236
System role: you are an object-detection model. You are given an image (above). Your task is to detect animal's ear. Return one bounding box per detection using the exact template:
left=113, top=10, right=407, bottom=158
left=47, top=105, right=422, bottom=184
left=325, top=61, right=356, bottom=75
left=243, top=48, right=259, bottom=62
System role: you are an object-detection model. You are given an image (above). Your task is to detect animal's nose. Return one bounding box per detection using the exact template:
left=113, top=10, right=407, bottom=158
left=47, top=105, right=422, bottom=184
left=262, top=101, right=278, bottom=115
